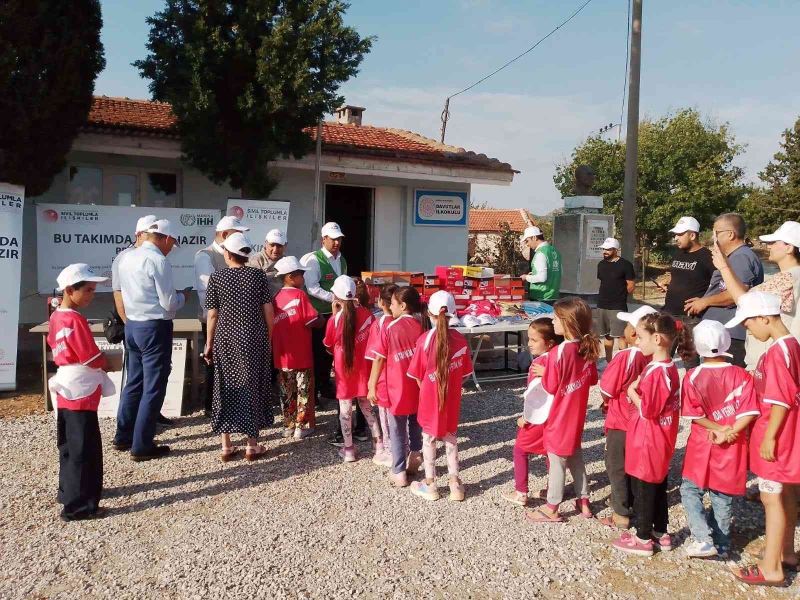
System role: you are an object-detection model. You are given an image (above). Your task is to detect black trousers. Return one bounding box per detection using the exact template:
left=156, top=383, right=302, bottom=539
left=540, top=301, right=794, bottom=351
left=57, top=408, right=103, bottom=519
left=605, top=429, right=633, bottom=517
left=311, top=315, right=334, bottom=398
left=632, top=475, right=669, bottom=541
left=729, top=338, right=746, bottom=368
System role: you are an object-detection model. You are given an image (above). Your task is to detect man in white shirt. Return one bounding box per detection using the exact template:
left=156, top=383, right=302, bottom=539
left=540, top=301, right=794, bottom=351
left=114, top=219, right=189, bottom=461
left=248, top=228, right=287, bottom=298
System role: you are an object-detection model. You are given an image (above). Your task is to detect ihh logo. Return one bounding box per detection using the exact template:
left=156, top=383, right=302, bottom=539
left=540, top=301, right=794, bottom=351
left=196, top=214, right=215, bottom=227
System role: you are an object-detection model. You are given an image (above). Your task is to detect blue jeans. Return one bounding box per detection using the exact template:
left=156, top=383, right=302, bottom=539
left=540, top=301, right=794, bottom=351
left=387, top=413, right=423, bottom=474
left=115, top=320, right=173, bottom=454
left=680, top=477, right=733, bottom=548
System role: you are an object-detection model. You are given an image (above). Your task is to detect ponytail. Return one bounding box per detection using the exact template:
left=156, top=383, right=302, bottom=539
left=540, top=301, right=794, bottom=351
left=341, top=300, right=356, bottom=372
left=674, top=324, right=697, bottom=363
left=435, top=309, right=450, bottom=411
left=553, top=297, right=601, bottom=362
left=640, top=312, right=697, bottom=362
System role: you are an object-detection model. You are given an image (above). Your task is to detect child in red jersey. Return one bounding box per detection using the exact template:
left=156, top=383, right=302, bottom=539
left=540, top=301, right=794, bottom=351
left=526, top=298, right=601, bottom=523
left=324, top=275, right=382, bottom=463
left=725, top=291, right=800, bottom=587
left=612, top=312, right=695, bottom=557
left=366, top=283, right=398, bottom=468
left=501, top=316, right=563, bottom=507
left=368, top=286, right=426, bottom=487
left=597, top=305, right=655, bottom=529
left=47, top=264, right=113, bottom=522
left=680, top=320, right=759, bottom=559
left=272, top=256, right=321, bottom=440
left=407, top=291, right=473, bottom=502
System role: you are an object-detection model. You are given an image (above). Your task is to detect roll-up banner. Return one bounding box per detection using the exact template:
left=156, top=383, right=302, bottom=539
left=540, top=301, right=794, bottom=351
left=0, top=183, right=24, bottom=391
left=226, top=199, right=290, bottom=252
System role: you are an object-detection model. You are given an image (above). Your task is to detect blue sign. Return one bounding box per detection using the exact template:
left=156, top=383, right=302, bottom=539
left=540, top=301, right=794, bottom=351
left=413, top=190, right=468, bottom=227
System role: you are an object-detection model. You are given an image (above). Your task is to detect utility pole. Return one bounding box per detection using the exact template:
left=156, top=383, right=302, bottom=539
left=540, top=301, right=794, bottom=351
left=621, top=0, right=642, bottom=263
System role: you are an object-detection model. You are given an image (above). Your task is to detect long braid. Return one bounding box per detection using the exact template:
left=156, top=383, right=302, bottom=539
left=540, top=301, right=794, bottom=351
left=435, top=308, right=450, bottom=411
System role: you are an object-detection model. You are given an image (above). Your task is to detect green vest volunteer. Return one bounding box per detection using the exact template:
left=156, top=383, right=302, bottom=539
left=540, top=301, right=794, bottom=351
left=521, top=225, right=562, bottom=301
left=301, top=222, right=348, bottom=314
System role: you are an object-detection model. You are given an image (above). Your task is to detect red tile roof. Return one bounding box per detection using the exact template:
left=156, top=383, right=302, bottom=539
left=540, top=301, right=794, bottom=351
left=469, top=209, right=535, bottom=233
left=85, top=96, right=516, bottom=174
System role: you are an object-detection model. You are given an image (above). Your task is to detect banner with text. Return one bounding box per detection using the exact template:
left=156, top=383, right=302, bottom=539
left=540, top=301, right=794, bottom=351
left=226, top=199, right=290, bottom=252
left=0, top=183, right=24, bottom=390
left=36, top=204, right=222, bottom=293
left=413, top=190, right=468, bottom=227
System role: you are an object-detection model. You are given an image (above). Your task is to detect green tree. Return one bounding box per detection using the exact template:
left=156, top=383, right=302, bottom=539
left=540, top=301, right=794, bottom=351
left=739, top=118, right=800, bottom=236
left=554, top=109, right=745, bottom=253
left=0, top=1, right=105, bottom=196
left=135, top=0, right=372, bottom=197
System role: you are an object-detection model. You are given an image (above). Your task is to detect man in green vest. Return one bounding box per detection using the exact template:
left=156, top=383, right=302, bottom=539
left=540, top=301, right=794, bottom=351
left=521, top=225, right=562, bottom=303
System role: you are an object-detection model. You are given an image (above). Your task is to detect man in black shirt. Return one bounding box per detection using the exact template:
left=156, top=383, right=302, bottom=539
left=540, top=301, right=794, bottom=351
left=595, top=237, right=636, bottom=362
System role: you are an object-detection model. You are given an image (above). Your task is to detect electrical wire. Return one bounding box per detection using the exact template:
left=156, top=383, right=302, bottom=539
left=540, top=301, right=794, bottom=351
left=618, top=0, right=631, bottom=142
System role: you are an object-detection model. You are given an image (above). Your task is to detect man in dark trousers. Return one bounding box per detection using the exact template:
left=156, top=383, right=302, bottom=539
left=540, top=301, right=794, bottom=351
left=594, top=237, right=636, bottom=362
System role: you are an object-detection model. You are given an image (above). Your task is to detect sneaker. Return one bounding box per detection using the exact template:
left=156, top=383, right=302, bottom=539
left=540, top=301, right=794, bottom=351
left=293, top=427, right=314, bottom=440
left=410, top=480, right=440, bottom=501
left=501, top=489, right=529, bottom=507
left=282, top=427, right=295, bottom=438
left=448, top=478, right=466, bottom=502
left=685, top=539, right=718, bottom=559
left=338, top=446, right=357, bottom=463
left=389, top=470, right=409, bottom=487
left=353, top=428, right=370, bottom=442
left=652, top=532, right=673, bottom=552
left=372, top=449, right=393, bottom=468
left=612, top=532, right=654, bottom=557
left=328, top=431, right=345, bottom=448
left=156, top=414, right=174, bottom=427
left=406, top=451, right=423, bottom=476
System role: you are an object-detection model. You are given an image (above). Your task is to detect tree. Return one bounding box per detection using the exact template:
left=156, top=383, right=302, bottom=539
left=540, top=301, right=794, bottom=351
left=554, top=109, right=745, bottom=253
left=0, top=1, right=105, bottom=196
left=135, top=0, right=372, bottom=197
left=738, top=117, right=800, bottom=237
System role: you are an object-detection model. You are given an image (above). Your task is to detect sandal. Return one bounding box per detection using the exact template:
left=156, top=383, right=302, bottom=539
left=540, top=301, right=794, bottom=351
left=731, top=565, right=786, bottom=587
left=245, top=444, right=267, bottom=461
left=598, top=515, right=629, bottom=529
left=501, top=490, right=529, bottom=507
left=753, top=551, right=799, bottom=572
left=220, top=446, right=239, bottom=462
left=525, top=507, right=564, bottom=523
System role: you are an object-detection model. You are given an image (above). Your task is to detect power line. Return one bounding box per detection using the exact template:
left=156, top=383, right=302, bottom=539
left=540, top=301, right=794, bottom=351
left=618, top=0, right=631, bottom=142
left=440, top=0, right=596, bottom=142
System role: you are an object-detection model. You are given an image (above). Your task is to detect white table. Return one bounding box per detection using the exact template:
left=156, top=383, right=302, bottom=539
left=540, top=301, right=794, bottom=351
left=455, top=320, right=531, bottom=391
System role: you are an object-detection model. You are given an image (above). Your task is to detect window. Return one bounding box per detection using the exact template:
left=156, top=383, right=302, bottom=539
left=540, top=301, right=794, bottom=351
left=145, top=173, right=178, bottom=207
left=111, top=174, right=138, bottom=206
left=67, top=166, right=102, bottom=204
left=65, top=165, right=181, bottom=207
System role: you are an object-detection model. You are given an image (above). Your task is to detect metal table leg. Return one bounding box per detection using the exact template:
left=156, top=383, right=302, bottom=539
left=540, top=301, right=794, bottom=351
left=41, top=334, right=51, bottom=411
left=469, top=333, right=485, bottom=392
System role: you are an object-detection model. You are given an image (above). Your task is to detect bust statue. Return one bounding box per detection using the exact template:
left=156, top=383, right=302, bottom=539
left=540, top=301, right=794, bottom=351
left=574, top=165, right=596, bottom=195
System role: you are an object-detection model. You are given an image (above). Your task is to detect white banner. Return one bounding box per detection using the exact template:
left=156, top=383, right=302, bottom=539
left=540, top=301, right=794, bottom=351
left=226, top=199, right=290, bottom=252
left=0, top=183, right=24, bottom=391
left=35, top=204, right=222, bottom=293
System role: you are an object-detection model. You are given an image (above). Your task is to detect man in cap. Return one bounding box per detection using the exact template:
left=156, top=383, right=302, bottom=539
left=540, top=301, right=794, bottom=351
left=595, top=237, right=636, bottom=362
left=194, top=215, right=249, bottom=415
left=114, top=219, right=190, bottom=460
left=521, top=225, right=562, bottom=303
left=249, top=228, right=287, bottom=298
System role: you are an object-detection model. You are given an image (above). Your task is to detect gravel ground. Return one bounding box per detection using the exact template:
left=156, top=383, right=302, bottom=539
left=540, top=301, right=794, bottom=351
left=1, top=383, right=797, bottom=599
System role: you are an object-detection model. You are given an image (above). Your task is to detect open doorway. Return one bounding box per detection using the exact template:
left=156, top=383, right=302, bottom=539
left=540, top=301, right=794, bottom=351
left=324, top=184, right=373, bottom=275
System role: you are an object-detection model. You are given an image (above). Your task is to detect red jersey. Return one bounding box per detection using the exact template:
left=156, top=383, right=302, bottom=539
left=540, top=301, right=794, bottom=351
left=516, top=354, right=549, bottom=455
left=540, top=341, right=598, bottom=456
left=681, top=363, right=759, bottom=495
left=625, top=360, right=680, bottom=483
left=371, top=314, right=424, bottom=416
left=599, top=347, right=650, bottom=433
left=272, top=287, right=318, bottom=370
left=365, top=314, right=393, bottom=408
left=750, top=336, right=800, bottom=484
left=47, top=308, right=105, bottom=411
left=407, top=328, right=473, bottom=437
left=323, top=306, right=374, bottom=400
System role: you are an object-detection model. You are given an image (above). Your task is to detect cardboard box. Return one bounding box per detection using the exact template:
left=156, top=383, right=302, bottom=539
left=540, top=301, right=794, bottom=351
left=435, top=266, right=464, bottom=280
left=361, top=271, right=395, bottom=286
left=464, top=277, right=495, bottom=295
left=409, top=272, right=424, bottom=286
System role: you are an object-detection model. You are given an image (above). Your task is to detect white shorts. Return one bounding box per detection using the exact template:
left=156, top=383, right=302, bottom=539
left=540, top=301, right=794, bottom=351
left=758, top=478, right=783, bottom=494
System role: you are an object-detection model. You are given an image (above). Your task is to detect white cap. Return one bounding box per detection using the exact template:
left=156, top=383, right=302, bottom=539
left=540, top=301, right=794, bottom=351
left=669, top=216, right=700, bottom=234
left=331, top=275, right=356, bottom=300
left=216, top=215, right=249, bottom=232
left=265, top=228, right=287, bottom=245
left=759, top=221, right=800, bottom=249
left=692, top=320, right=733, bottom=358
left=477, top=313, right=497, bottom=325
left=221, top=232, right=253, bottom=258
left=56, top=263, right=108, bottom=291
left=616, top=305, right=658, bottom=328
left=725, top=291, right=782, bottom=328
left=461, top=314, right=480, bottom=328
left=600, top=237, right=621, bottom=250
left=321, top=222, right=345, bottom=239
left=135, top=214, right=157, bottom=234
left=274, top=256, right=307, bottom=276
left=428, top=290, right=457, bottom=317
left=147, top=219, right=180, bottom=244
left=520, top=226, right=542, bottom=242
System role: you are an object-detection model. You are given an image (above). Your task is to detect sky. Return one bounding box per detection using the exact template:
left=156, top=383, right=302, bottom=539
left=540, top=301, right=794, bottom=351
left=96, top=0, right=800, bottom=215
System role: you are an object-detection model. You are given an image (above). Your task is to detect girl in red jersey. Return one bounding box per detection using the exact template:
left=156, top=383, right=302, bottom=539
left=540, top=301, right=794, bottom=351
left=597, top=305, right=655, bottom=529
left=324, top=276, right=382, bottom=463
left=407, top=291, right=473, bottom=502
left=368, top=286, right=426, bottom=487
left=365, top=283, right=398, bottom=468
left=527, top=298, right=601, bottom=523
left=725, top=291, right=800, bottom=587
left=501, top=316, right=563, bottom=507
left=612, top=312, right=695, bottom=557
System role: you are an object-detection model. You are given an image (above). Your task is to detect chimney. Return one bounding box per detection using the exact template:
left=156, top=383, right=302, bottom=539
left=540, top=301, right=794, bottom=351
left=335, top=105, right=365, bottom=126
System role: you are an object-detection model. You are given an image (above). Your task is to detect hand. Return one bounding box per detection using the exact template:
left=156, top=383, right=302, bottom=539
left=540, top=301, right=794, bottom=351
left=531, top=363, right=545, bottom=377
left=710, top=241, right=728, bottom=271
left=683, top=297, right=707, bottom=316
left=708, top=426, right=733, bottom=445
left=626, top=377, right=641, bottom=407
left=524, top=274, right=536, bottom=284
left=367, top=386, right=378, bottom=406
left=760, top=436, right=777, bottom=461
left=516, top=416, right=526, bottom=428
left=600, top=398, right=609, bottom=415
left=203, top=345, right=213, bottom=365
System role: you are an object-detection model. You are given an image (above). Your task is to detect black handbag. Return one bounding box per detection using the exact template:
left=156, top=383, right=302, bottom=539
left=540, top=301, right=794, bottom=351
left=103, top=309, right=125, bottom=344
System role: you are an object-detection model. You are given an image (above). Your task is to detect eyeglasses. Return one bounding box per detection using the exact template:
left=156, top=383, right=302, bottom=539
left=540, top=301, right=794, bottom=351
left=713, top=229, right=733, bottom=237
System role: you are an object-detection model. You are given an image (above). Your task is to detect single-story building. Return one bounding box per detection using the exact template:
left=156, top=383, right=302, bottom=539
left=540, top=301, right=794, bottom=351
left=468, top=208, right=535, bottom=263
left=21, top=96, right=517, bottom=325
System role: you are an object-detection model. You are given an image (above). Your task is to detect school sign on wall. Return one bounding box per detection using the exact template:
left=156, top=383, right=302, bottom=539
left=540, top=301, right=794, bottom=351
left=413, top=190, right=468, bottom=227
left=226, top=199, right=290, bottom=253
